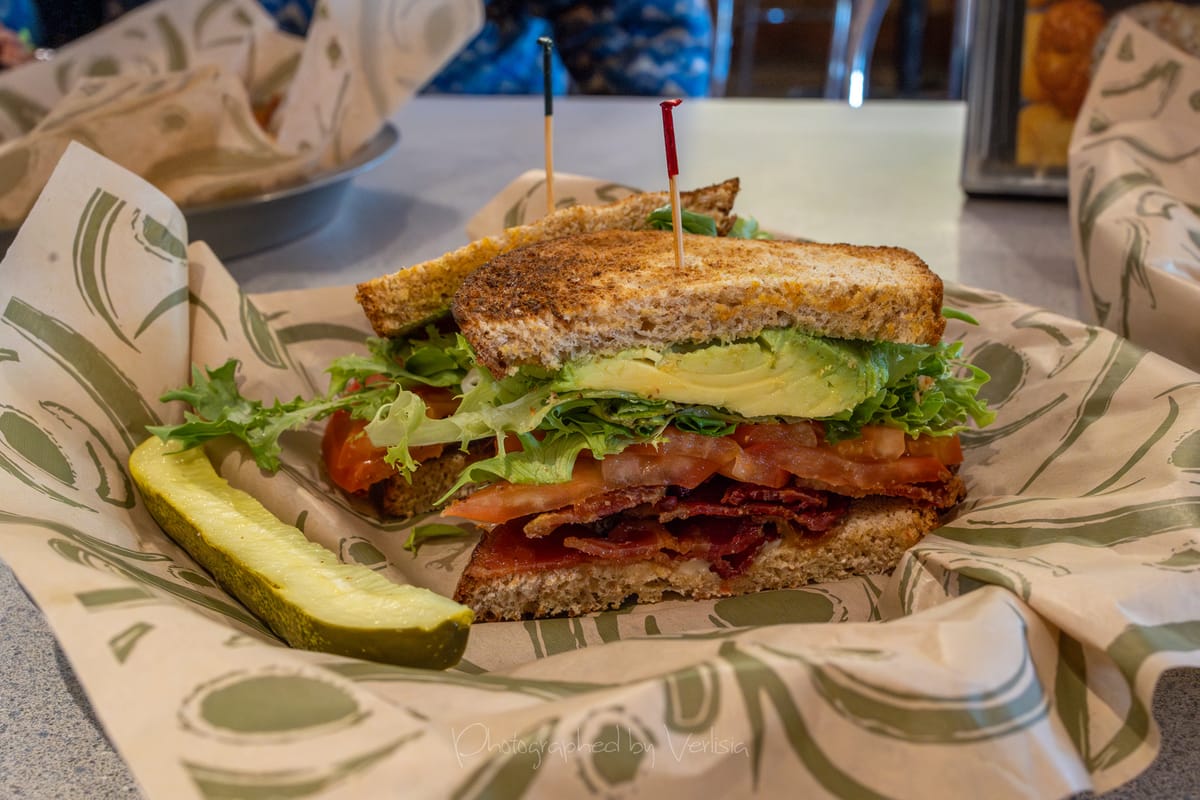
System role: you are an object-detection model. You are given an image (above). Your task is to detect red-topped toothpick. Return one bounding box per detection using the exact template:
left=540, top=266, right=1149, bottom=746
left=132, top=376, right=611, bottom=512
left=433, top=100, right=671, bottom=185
left=660, top=98, right=684, bottom=269
left=538, top=36, right=555, bottom=215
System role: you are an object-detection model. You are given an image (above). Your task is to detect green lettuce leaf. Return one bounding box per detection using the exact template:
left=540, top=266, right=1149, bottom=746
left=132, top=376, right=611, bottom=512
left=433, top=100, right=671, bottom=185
left=727, top=216, right=774, bottom=239
left=645, top=206, right=773, bottom=240
left=646, top=205, right=718, bottom=236
left=403, top=523, right=474, bottom=555
left=148, top=325, right=474, bottom=470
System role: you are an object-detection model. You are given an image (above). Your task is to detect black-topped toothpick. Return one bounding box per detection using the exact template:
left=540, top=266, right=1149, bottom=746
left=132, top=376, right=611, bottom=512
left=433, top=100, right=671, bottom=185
left=538, top=36, right=555, bottom=215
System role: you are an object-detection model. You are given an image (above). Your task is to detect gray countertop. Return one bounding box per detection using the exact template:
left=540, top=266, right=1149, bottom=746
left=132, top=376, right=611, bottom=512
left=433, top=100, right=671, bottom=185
left=1, top=96, right=1195, bottom=798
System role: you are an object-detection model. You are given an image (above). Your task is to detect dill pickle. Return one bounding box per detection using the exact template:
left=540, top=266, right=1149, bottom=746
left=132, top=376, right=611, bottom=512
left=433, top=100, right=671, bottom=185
left=130, top=436, right=472, bottom=669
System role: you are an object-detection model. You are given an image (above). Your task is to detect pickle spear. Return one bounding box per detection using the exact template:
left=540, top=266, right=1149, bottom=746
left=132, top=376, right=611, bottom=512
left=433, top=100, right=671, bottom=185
left=129, top=436, right=472, bottom=669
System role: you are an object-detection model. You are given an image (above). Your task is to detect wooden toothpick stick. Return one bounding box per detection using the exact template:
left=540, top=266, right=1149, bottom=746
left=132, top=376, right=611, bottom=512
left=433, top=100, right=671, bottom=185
left=660, top=98, right=684, bottom=269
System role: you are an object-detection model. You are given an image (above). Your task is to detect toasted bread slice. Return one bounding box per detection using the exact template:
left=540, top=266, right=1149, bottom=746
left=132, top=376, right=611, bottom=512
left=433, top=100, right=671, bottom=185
left=374, top=443, right=490, bottom=519
left=355, top=179, right=741, bottom=339
left=453, top=496, right=939, bottom=621
left=453, top=230, right=946, bottom=375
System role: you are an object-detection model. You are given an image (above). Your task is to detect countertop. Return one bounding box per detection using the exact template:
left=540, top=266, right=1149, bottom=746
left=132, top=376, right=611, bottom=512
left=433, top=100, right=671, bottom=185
left=1, top=96, right=1195, bottom=798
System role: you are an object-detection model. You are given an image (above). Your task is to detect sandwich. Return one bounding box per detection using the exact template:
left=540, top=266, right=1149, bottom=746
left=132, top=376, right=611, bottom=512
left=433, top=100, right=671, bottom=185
left=151, top=185, right=992, bottom=622
left=352, top=230, right=993, bottom=621
left=152, top=179, right=742, bottom=520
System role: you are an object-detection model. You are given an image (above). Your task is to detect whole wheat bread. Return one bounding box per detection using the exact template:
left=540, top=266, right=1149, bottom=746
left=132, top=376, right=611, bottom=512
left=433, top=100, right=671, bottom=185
left=374, top=445, right=486, bottom=519
left=453, top=230, right=946, bottom=376
left=355, top=179, right=741, bottom=338
left=454, top=496, right=939, bottom=621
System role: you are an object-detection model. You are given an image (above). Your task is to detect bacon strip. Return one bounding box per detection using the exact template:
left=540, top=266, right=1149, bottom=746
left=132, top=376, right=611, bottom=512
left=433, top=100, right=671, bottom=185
left=537, top=478, right=856, bottom=579
left=721, top=484, right=828, bottom=506
left=791, top=473, right=965, bottom=507
left=524, top=485, right=666, bottom=538
left=563, top=518, right=675, bottom=561
left=671, top=518, right=771, bottom=579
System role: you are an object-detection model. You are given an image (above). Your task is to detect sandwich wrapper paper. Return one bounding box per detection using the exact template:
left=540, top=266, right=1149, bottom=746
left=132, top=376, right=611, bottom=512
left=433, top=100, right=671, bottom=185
left=2, top=143, right=1200, bottom=800
left=1069, top=16, right=1200, bottom=372
left=0, top=0, right=482, bottom=228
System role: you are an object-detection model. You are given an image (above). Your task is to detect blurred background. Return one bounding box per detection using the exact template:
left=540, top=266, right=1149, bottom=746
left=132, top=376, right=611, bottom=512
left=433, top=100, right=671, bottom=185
left=709, top=0, right=961, bottom=99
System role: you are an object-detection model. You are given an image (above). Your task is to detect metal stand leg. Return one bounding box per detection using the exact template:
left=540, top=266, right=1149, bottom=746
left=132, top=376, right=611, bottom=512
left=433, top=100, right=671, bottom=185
left=710, top=0, right=734, bottom=96
left=825, top=0, right=892, bottom=106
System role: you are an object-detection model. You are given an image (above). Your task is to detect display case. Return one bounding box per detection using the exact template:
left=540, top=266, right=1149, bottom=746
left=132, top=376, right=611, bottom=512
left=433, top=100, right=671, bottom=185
left=960, top=0, right=1198, bottom=197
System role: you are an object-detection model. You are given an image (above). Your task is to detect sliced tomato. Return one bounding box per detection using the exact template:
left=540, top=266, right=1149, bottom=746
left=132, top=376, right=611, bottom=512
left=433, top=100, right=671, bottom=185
left=412, top=384, right=460, bottom=419
left=600, top=451, right=718, bottom=490
left=831, top=425, right=906, bottom=462
left=444, top=458, right=607, bottom=524
left=322, top=398, right=449, bottom=494
left=320, top=370, right=465, bottom=495
left=443, top=423, right=961, bottom=524
left=905, top=433, right=963, bottom=465
left=601, top=428, right=740, bottom=489
left=733, top=421, right=822, bottom=449
left=651, top=429, right=741, bottom=465
left=321, top=410, right=398, bottom=494
left=718, top=444, right=791, bottom=488
left=750, top=442, right=949, bottom=490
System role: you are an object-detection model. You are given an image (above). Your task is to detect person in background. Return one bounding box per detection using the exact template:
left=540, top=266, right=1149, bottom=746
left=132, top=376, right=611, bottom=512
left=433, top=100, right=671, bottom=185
left=255, top=0, right=313, bottom=36
left=0, top=0, right=39, bottom=67
left=28, top=0, right=713, bottom=96
left=18, top=0, right=314, bottom=48
left=426, top=0, right=713, bottom=97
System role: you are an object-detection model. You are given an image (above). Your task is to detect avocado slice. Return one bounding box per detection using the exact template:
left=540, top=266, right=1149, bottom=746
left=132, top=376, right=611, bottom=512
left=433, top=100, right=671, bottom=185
left=129, top=436, right=472, bottom=669
left=556, top=328, right=887, bottom=418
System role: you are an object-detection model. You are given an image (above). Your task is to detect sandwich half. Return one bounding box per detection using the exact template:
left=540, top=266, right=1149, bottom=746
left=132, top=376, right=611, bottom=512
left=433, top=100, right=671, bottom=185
left=357, top=230, right=992, bottom=620
left=152, top=181, right=742, bottom=521
left=340, top=180, right=741, bottom=517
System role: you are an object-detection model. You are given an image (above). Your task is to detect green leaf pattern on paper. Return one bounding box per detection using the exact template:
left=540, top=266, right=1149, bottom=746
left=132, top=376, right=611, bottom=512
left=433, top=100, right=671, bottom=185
left=2, top=509, right=272, bottom=636
left=788, top=620, right=1049, bottom=743
left=0, top=403, right=91, bottom=509
left=662, top=661, right=722, bottom=733
left=1018, top=337, right=1144, bottom=493
left=2, top=296, right=161, bottom=453
left=239, top=292, right=288, bottom=369
left=0, top=89, right=48, bottom=136
left=0, top=0, right=264, bottom=136
left=182, top=735, right=416, bottom=800
left=1071, top=18, right=1200, bottom=371
left=136, top=211, right=189, bottom=262
left=719, top=640, right=889, bottom=798
left=73, top=189, right=136, bottom=350
left=3, top=152, right=1200, bottom=798
left=40, top=400, right=135, bottom=508
left=450, top=718, right=557, bottom=800
left=108, top=621, right=155, bottom=663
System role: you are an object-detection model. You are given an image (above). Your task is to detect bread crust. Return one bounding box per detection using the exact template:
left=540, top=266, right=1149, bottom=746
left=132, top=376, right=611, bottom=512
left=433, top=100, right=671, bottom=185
left=453, top=230, right=946, bottom=375
left=453, top=496, right=940, bottom=621
left=355, top=178, right=741, bottom=338
left=374, top=443, right=489, bottom=519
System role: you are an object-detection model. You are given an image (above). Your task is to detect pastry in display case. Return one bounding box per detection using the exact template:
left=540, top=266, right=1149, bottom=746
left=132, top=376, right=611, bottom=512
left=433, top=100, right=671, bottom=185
left=962, top=0, right=1200, bottom=196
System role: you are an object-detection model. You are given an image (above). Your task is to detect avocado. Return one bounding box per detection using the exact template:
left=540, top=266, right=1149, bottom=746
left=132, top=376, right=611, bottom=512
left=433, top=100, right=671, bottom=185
left=130, top=436, right=472, bottom=669
left=555, top=329, right=885, bottom=418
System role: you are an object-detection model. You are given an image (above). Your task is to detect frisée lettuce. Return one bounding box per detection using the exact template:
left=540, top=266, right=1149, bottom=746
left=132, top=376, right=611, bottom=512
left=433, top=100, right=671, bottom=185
left=148, top=207, right=994, bottom=499
left=357, top=328, right=994, bottom=497
left=149, top=319, right=993, bottom=506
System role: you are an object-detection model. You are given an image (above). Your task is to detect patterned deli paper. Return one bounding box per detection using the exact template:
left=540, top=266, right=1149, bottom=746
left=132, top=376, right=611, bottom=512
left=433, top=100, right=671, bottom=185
left=0, top=0, right=482, bottom=227
left=1, top=144, right=1199, bottom=799
left=1069, top=17, right=1200, bottom=372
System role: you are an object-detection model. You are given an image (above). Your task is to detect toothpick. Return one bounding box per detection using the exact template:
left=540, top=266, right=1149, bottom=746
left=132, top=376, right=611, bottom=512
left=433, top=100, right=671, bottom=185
left=538, top=36, right=555, bottom=215
left=660, top=98, right=684, bottom=269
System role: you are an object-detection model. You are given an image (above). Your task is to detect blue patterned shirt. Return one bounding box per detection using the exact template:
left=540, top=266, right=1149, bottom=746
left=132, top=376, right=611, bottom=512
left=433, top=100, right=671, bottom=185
left=425, top=0, right=713, bottom=97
